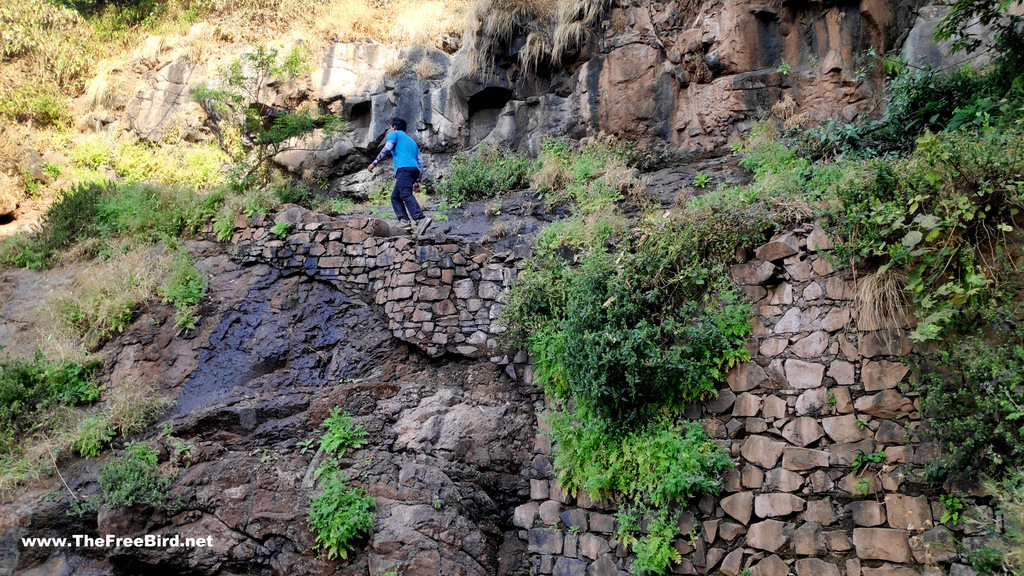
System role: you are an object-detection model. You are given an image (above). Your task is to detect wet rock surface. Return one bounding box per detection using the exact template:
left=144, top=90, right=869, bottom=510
left=0, top=241, right=536, bottom=576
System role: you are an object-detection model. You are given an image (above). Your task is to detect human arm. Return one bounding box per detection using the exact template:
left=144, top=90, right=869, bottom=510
left=367, top=140, right=396, bottom=171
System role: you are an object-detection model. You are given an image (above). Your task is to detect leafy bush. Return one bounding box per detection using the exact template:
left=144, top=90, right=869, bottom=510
left=881, top=66, right=987, bottom=147
left=911, top=331, right=1024, bottom=480
left=977, top=470, right=1024, bottom=574
left=0, top=355, right=101, bottom=452
left=549, top=414, right=730, bottom=507
left=0, top=83, right=72, bottom=128
left=533, top=139, right=644, bottom=212
left=99, top=443, right=173, bottom=509
left=631, top=508, right=683, bottom=575
left=436, top=147, right=536, bottom=206
left=319, top=408, right=368, bottom=456
left=308, top=468, right=375, bottom=561
left=159, top=250, right=207, bottom=332
left=71, top=415, right=116, bottom=458
left=0, top=181, right=105, bottom=269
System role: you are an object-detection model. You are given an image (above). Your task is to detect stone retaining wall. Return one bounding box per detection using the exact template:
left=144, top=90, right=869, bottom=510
left=513, top=224, right=997, bottom=576
left=229, top=206, right=522, bottom=359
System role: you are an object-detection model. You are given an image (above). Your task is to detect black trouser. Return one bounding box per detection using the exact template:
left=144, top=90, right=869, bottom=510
left=391, top=167, right=423, bottom=221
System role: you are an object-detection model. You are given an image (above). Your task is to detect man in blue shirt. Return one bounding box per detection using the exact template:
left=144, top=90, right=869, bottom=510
left=367, top=118, right=432, bottom=236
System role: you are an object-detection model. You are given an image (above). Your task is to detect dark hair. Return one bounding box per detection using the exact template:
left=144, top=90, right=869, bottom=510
left=390, top=118, right=407, bottom=131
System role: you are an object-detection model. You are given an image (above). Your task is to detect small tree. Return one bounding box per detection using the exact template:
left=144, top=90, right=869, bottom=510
left=192, top=44, right=345, bottom=188
left=935, top=0, right=1024, bottom=53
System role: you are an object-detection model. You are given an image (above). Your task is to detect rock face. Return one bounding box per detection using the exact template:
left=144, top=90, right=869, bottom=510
left=89, top=1, right=942, bottom=196
left=0, top=241, right=536, bottom=576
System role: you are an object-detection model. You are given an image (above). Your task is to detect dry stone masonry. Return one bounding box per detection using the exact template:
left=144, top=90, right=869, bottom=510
left=229, top=206, right=521, bottom=359
left=513, top=223, right=999, bottom=576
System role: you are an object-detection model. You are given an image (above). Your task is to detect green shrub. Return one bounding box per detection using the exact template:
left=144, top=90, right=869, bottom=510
left=436, top=147, right=536, bottom=206
left=911, top=331, right=1024, bottom=480
left=0, top=181, right=105, bottom=269
left=308, top=468, right=375, bottom=561
left=70, top=137, right=115, bottom=169
left=270, top=220, right=292, bottom=239
left=882, top=66, right=988, bottom=147
left=978, top=470, right=1024, bottom=574
left=0, top=83, right=72, bottom=128
left=533, top=139, right=643, bottom=212
left=158, top=250, right=207, bottom=332
left=549, top=414, right=730, bottom=507
left=319, top=408, right=368, bottom=456
left=99, top=442, right=173, bottom=509
left=71, top=415, right=116, bottom=458
left=631, top=508, right=683, bottom=575
left=0, top=355, right=101, bottom=452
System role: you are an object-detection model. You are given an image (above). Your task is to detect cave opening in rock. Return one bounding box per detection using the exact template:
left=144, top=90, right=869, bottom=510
left=756, top=11, right=782, bottom=69
left=349, top=100, right=372, bottom=132
left=467, top=86, right=513, bottom=147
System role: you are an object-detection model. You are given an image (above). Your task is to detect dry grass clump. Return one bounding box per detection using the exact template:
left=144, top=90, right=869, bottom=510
left=854, top=267, right=911, bottom=332
left=49, top=244, right=174, bottom=351
left=413, top=56, right=445, bottom=79
left=466, top=0, right=612, bottom=72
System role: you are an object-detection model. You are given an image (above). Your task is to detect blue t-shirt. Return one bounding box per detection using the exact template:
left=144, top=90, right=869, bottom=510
left=386, top=130, right=422, bottom=173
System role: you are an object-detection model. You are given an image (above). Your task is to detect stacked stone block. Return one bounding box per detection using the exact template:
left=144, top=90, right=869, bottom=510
left=514, top=223, right=998, bottom=576
left=229, top=206, right=520, bottom=359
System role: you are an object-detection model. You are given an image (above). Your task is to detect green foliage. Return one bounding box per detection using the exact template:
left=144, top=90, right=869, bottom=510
left=319, top=408, right=368, bottom=456
left=99, top=443, right=173, bottom=509
left=882, top=66, right=989, bottom=147
left=851, top=450, right=886, bottom=476
left=979, top=470, right=1024, bottom=574
left=308, top=469, right=375, bottom=561
left=192, top=44, right=345, bottom=186
left=935, top=0, right=1024, bottom=55
left=631, top=508, right=682, bottom=575
left=533, top=139, right=643, bottom=212
left=911, top=331, right=1024, bottom=480
left=692, top=173, right=712, bottom=188
left=270, top=220, right=292, bottom=239
left=615, top=505, right=642, bottom=549
left=941, top=494, right=965, bottom=525
left=0, top=354, right=101, bottom=452
left=0, top=181, right=104, bottom=269
left=0, top=83, right=72, bottom=128
left=507, top=216, right=751, bottom=425
left=71, top=415, right=115, bottom=458
left=436, top=146, right=536, bottom=206
left=548, top=414, right=731, bottom=507
left=777, top=60, right=792, bottom=75
left=158, top=250, right=207, bottom=332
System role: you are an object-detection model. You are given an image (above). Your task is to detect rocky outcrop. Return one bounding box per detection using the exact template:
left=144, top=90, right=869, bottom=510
left=230, top=205, right=529, bottom=359
left=0, top=241, right=537, bottom=576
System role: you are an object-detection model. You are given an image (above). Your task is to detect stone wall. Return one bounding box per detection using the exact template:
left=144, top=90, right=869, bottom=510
left=512, top=224, right=997, bottom=576
left=229, top=206, right=522, bottom=359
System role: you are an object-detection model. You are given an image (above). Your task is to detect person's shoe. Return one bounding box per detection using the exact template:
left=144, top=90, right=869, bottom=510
left=415, top=217, right=433, bottom=237
left=398, top=219, right=415, bottom=235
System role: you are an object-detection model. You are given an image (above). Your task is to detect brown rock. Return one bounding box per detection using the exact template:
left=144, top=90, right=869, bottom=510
left=589, top=512, right=615, bottom=534
left=760, top=337, right=788, bottom=356
left=840, top=472, right=880, bottom=495
left=754, top=493, right=806, bottom=518
left=792, top=331, right=829, bottom=358
left=850, top=501, right=886, bottom=527
left=733, top=393, right=763, bottom=417
left=812, top=256, right=835, bottom=276
left=785, top=359, right=825, bottom=389
left=732, top=260, right=776, bottom=285
left=720, top=548, right=744, bottom=576
left=742, top=435, right=787, bottom=468
left=756, top=233, right=799, bottom=262
left=728, top=362, right=768, bottom=392
left=885, top=494, right=933, bottom=530
left=579, top=533, right=610, bottom=559
left=827, top=361, right=856, bottom=385
left=539, top=500, right=562, bottom=525
left=723, top=468, right=742, bottom=492
left=830, top=439, right=876, bottom=466
left=793, top=521, right=822, bottom=554
left=786, top=259, right=812, bottom=282
left=769, top=282, right=794, bottom=305
left=823, top=530, right=853, bottom=552
left=833, top=386, right=854, bottom=413
left=747, top=521, right=793, bottom=553
left=707, top=389, right=737, bottom=414
left=782, top=417, right=826, bottom=447
left=514, top=502, right=539, bottom=528
left=804, top=499, right=837, bottom=525
left=853, top=528, right=913, bottom=562
left=823, top=414, right=873, bottom=443
left=855, top=390, right=914, bottom=419
left=531, top=479, right=549, bottom=500
left=774, top=308, right=820, bottom=334
left=825, top=277, right=853, bottom=300
left=721, top=491, right=754, bottom=525
left=763, top=395, right=788, bottom=419
left=875, top=420, right=908, bottom=445
left=820, top=307, right=851, bottom=332
left=765, top=468, right=804, bottom=492
left=527, top=529, right=564, bottom=554
left=751, top=554, right=789, bottom=576
left=795, top=388, right=828, bottom=416
left=742, top=465, right=765, bottom=489
left=719, top=523, right=747, bottom=542
left=909, top=526, right=957, bottom=563
left=860, top=566, right=922, bottom=576
left=782, top=447, right=830, bottom=471
left=862, top=360, right=910, bottom=391
left=807, top=224, right=834, bottom=252
left=796, top=558, right=840, bottom=576
left=859, top=331, right=913, bottom=358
